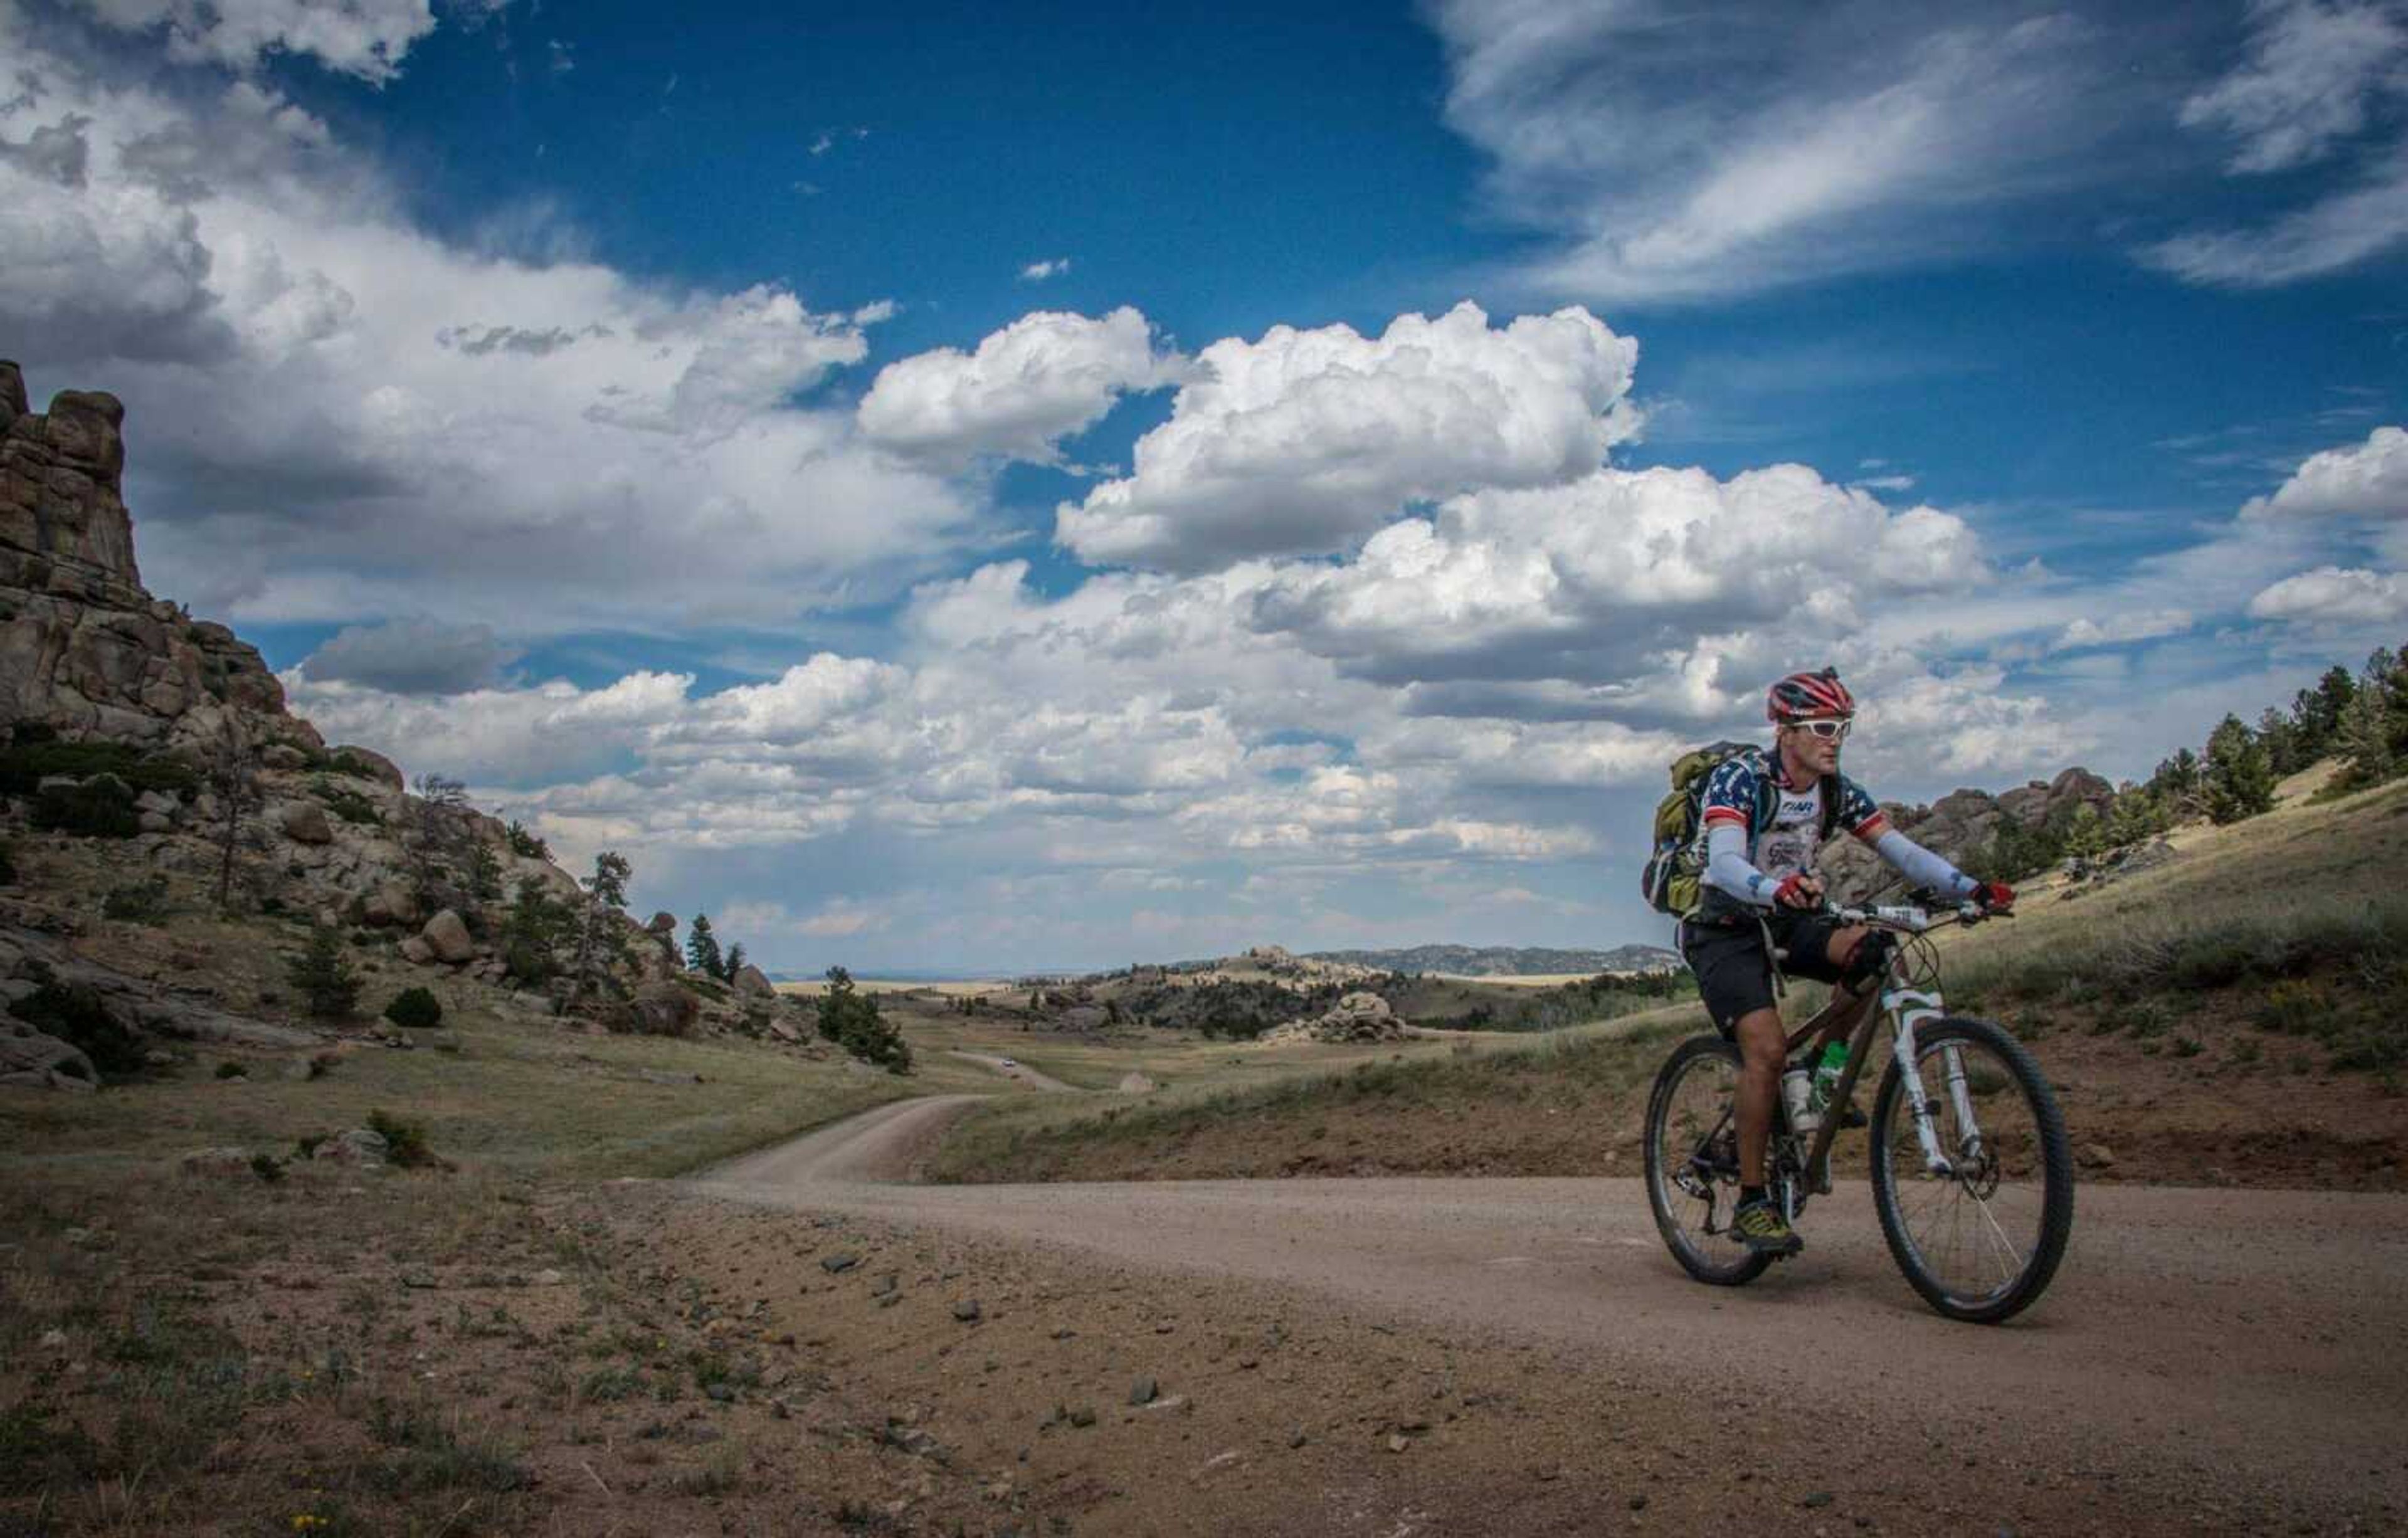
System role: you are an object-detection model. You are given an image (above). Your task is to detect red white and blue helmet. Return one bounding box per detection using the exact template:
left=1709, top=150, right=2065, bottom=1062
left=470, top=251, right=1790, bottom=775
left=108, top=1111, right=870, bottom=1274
left=1766, top=666, right=1854, bottom=724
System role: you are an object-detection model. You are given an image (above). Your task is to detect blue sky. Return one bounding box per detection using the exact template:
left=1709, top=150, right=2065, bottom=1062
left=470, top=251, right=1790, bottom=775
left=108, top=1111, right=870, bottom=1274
left=6, top=0, right=2406, bottom=971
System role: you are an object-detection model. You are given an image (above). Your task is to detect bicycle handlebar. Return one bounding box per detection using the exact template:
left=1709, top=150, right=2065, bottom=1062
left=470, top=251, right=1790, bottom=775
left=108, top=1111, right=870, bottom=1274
left=1819, top=898, right=2010, bottom=932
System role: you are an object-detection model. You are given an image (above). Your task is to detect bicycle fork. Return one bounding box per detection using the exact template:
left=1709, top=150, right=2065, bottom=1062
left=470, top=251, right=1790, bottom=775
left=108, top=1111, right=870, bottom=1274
left=1887, top=988, right=1979, bottom=1177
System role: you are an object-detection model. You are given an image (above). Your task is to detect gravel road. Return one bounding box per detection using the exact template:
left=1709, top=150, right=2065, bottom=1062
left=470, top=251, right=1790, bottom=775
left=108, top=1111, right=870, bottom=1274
left=946, top=1050, right=1079, bottom=1092
left=697, top=1097, right=2408, bottom=1529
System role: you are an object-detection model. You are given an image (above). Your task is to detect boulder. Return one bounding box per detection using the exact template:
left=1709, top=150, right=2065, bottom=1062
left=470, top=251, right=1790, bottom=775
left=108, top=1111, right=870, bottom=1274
left=1117, top=1072, right=1159, bottom=1095
left=398, top=935, right=435, bottom=966
left=279, top=801, right=333, bottom=845
left=260, top=744, right=309, bottom=772
left=419, top=909, right=475, bottom=964
left=621, top=980, right=699, bottom=1038
left=362, top=883, right=419, bottom=928
left=328, top=745, right=404, bottom=790
left=313, top=1128, right=389, bottom=1167
left=734, top=964, right=776, bottom=998
left=647, top=911, right=679, bottom=935
left=0, top=1022, right=98, bottom=1090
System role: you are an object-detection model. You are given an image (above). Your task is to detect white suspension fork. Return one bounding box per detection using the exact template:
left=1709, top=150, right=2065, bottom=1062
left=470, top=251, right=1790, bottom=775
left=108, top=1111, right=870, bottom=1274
left=1886, top=989, right=1954, bottom=1177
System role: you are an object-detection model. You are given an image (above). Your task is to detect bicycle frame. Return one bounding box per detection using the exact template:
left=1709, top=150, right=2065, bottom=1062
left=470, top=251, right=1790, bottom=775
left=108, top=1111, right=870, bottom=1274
left=1780, top=913, right=1984, bottom=1196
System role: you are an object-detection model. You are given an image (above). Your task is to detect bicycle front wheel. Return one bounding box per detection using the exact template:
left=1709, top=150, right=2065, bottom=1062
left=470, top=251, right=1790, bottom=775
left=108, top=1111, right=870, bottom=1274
left=1869, top=1016, right=2073, bottom=1324
left=1644, top=1034, right=1773, bottom=1287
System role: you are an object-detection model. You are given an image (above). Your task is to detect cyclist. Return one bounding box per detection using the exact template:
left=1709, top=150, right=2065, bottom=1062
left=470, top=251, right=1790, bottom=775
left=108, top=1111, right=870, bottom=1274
left=1679, top=667, right=2014, bottom=1257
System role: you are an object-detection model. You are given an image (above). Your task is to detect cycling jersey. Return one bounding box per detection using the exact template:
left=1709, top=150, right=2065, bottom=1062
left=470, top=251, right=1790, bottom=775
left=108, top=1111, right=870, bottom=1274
left=1691, top=747, right=1970, bottom=920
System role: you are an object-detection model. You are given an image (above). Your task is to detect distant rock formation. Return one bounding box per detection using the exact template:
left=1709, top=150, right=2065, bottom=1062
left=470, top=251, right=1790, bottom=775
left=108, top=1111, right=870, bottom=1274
left=0, top=361, right=312, bottom=755
left=1260, top=991, right=1407, bottom=1045
left=1820, top=766, right=2118, bottom=902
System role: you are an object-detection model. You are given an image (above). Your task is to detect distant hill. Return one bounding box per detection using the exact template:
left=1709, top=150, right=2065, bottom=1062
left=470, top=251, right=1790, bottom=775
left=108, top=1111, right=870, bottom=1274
left=1302, top=944, right=1681, bottom=977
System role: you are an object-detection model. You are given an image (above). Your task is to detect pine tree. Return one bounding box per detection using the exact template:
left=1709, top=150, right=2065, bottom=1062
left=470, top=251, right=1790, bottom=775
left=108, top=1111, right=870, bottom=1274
left=569, top=851, right=633, bottom=1006
left=721, top=941, right=747, bottom=982
left=287, top=925, right=362, bottom=1019
left=816, top=966, right=911, bottom=1072
left=686, top=914, right=724, bottom=979
left=2202, top=714, right=2276, bottom=824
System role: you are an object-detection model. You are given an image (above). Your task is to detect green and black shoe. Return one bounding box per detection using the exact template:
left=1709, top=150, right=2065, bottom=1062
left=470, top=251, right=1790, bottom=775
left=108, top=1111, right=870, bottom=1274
left=1730, top=1198, right=1805, bottom=1258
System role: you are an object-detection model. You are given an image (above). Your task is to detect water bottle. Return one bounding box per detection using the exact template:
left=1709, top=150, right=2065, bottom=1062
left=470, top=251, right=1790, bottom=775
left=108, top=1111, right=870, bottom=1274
left=1782, top=1067, right=1819, bottom=1137
left=1809, top=1041, right=1847, bottom=1116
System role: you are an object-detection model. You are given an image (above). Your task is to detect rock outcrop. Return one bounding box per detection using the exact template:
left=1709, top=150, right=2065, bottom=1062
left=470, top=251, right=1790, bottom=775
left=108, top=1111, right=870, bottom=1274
left=1260, top=991, right=1407, bottom=1045
left=1, top=362, right=317, bottom=754
left=1820, top=766, right=2118, bottom=901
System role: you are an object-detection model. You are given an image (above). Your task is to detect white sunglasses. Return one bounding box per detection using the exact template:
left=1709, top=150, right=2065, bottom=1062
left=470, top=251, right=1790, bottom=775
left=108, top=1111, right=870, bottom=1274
left=1790, top=717, right=1852, bottom=741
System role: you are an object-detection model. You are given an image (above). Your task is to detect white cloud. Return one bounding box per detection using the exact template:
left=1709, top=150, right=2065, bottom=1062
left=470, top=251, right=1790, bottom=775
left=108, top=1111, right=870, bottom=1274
left=1056, top=302, right=1640, bottom=571
left=2050, top=609, right=2196, bottom=652
left=71, top=0, right=441, bottom=82
left=2148, top=3, right=2408, bottom=285
left=1427, top=3, right=2131, bottom=303
left=2241, top=424, right=2408, bottom=519
left=2247, top=565, right=2408, bottom=622
left=2178, top=0, right=2408, bottom=174
left=2140, top=147, right=2408, bottom=285
left=1018, top=257, right=1071, bottom=282
left=857, top=307, right=1181, bottom=470
left=0, top=19, right=978, bottom=631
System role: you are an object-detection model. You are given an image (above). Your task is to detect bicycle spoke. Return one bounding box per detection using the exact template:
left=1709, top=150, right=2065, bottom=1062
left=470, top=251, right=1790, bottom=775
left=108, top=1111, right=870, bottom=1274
left=1879, top=1031, right=2053, bottom=1310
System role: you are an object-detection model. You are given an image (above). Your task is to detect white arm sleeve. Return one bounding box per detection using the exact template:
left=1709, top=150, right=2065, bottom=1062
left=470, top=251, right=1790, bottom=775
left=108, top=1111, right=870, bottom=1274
left=1703, top=821, right=1778, bottom=907
left=1872, top=828, right=1978, bottom=898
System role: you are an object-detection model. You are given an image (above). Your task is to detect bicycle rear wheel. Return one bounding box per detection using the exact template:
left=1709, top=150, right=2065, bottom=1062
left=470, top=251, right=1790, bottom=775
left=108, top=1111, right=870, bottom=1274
left=1644, top=1034, right=1773, bottom=1287
left=1869, top=1016, right=2073, bottom=1323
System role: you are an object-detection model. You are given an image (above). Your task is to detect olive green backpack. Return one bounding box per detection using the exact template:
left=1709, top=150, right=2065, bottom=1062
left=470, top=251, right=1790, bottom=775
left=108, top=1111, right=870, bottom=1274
left=1639, top=743, right=1838, bottom=917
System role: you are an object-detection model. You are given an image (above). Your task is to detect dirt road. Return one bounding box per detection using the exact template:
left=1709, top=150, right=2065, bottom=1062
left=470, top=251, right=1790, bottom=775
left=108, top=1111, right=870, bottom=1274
left=697, top=1098, right=2408, bottom=1530
left=946, top=1050, right=1079, bottom=1092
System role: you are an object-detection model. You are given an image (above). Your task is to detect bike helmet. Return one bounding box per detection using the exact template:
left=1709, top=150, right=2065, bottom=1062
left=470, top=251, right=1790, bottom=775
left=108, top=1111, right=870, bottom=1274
left=1766, top=666, right=1854, bottom=723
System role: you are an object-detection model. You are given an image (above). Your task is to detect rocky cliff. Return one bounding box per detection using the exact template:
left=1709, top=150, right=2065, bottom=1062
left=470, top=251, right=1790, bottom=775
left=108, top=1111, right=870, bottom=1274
left=0, top=364, right=805, bottom=1088
left=1820, top=766, right=2118, bottom=901
left=0, top=362, right=315, bottom=755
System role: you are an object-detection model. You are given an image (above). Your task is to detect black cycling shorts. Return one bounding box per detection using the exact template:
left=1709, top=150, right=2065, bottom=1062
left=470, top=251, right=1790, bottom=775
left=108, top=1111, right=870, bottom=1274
left=1679, top=911, right=1849, bottom=1036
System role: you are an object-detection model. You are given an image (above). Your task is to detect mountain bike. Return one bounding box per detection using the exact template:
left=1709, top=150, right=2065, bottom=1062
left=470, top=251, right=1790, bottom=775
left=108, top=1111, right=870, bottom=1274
left=1642, top=901, right=2073, bottom=1323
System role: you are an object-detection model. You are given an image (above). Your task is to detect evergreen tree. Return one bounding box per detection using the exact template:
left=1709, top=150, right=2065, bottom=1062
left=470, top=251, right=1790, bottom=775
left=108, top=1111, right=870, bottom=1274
left=501, top=878, right=577, bottom=984
left=686, top=914, right=724, bottom=978
left=569, top=851, right=633, bottom=1006
left=2202, top=714, right=2276, bottom=824
left=2289, top=665, right=2357, bottom=761
left=721, top=940, right=747, bottom=981
left=287, top=925, right=362, bottom=1019
left=816, top=966, right=911, bottom=1073
left=2256, top=706, right=2303, bottom=777
left=2337, top=673, right=2398, bottom=788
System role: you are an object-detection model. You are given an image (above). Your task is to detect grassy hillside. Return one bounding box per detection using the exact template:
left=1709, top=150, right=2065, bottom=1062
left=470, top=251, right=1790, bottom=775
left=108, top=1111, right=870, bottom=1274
left=927, top=775, right=2408, bottom=1189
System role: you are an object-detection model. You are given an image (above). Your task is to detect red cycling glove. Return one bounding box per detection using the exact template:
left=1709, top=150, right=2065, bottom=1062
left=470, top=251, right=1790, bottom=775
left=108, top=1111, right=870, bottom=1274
left=1970, top=880, right=2016, bottom=912
left=1772, top=873, right=1820, bottom=909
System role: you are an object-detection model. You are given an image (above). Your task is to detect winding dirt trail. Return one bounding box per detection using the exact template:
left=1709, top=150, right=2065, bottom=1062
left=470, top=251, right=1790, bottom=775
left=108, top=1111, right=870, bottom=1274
left=692, top=1098, right=2408, bottom=1530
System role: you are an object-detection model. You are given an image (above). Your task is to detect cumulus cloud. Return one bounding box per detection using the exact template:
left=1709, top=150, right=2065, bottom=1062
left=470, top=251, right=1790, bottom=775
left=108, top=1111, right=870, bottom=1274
left=298, top=618, right=520, bottom=694
left=0, top=16, right=977, bottom=630
left=2247, top=565, right=2408, bottom=622
left=1427, top=3, right=2140, bottom=303
left=857, top=307, right=1181, bottom=470
left=1244, top=462, right=1987, bottom=710
left=1056, top=302, right=1640, bottom=571
left=2241, top=424, right=2408, bottom=519
left=1018, top=257, right=1071, bottom=281
left=71, top=0, right=441, bottom=82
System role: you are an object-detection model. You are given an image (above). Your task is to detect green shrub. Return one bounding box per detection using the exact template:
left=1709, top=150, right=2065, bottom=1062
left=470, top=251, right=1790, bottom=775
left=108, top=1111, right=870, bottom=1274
left=383, top=987, right=443, bottom=1030
left=367, top=1109, right=441, bottom=1169
left=101, top=873, right=171, bottom=924
left=32, top=774, right=138, bottom=838
left=0, top=740, right=199, bottom=798
left=504, top=821, right=551, bottom=860
left=17, top=981, right=144, bottom=1082
left=314, top=779, right=383, bottom=826
left=250, top=1152, right=285, bottom=1182
left=214, top=1060, right=246, bottom=1080
left=815, top=966, right=911, bottom=1073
